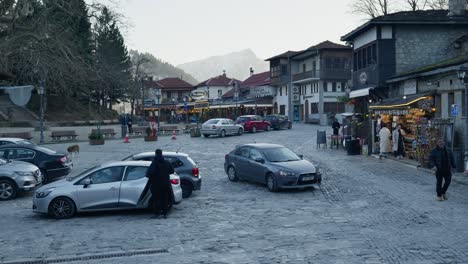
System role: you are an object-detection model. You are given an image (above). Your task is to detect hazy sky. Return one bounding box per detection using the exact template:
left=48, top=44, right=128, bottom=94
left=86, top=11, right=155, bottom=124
left=112, top=0, right=366, bottom=65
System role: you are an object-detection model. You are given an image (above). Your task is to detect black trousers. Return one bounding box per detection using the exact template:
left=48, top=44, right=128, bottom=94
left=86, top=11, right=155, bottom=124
left=436, top=170, right=451, bottom=197
left=152, top=188, right=170, bottom=215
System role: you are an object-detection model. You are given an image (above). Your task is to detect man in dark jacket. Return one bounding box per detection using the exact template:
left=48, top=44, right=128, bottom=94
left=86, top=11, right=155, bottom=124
left=429, top=138, right=456, bottom=201
left=332, top=118, right=341, bottom=136
left=146, top=149, right=174, bottom=218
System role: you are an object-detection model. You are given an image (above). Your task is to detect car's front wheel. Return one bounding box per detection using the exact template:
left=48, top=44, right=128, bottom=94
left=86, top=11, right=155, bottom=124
left=40, top=169, right=49, bottom=184
left=227, top=166, right=239, bottom=182
left=219, top=129, right=226, bottom=138
left=237, top=128, right=243, bottom=136
left=203, top=134, right=209, bottom=138
left=266, top=125, right=271, bottom=131
left=0, top=179, right=17, bottom=201
left=181, top=181, right=193, bottom=198
left=252, top=126, right=257, bottom=133
left=48, top=197, right=76, bottom=219
left=266, top=173, right=278, bottom=192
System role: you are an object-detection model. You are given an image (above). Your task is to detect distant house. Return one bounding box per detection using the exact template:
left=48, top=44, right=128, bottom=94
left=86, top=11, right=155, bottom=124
left=192, top=71, right=242, bottom=102
left=146, top=77, right=194, bottom=104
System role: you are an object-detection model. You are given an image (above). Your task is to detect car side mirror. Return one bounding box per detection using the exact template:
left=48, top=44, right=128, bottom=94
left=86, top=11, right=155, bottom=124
left=82, top=178, right=92, bottom=188
left=298, top=154, right=304, bottom=160
left=254, top=158, right=265, bottom=164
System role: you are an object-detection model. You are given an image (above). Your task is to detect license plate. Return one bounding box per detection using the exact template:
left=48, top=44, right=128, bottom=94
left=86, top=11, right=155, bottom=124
left=302, top=176, right=314, bottom=181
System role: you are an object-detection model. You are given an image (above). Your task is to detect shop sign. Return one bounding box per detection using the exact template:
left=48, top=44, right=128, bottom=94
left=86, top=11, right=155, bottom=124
left=450, top=104, right=458, bottom=116
left=292, top=86, right=300, bottom=104
left=431, top=118, right=454, bottom=126
left=373, top=109, right=409, bottom=115
left=403, top=80, right=417, bottom=95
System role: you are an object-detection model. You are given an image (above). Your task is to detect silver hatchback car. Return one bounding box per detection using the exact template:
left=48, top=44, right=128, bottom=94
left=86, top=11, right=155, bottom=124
left=33, top=161, right=182, bottom=219
left=0, top=158, right=42, bottom=200
left=200, top=118, right=244, bottom=137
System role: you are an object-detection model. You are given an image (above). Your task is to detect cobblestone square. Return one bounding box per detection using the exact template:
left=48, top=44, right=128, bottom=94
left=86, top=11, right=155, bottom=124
left=1, top=124, right=468, bottom=264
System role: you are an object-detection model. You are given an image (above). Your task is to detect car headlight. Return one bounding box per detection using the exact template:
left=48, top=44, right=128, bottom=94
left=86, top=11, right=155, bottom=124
left=15, top=171, right=35, bottom=176
left=36, top=188, right=55, bottom=198
left=279, top=170, right=296, bottom=177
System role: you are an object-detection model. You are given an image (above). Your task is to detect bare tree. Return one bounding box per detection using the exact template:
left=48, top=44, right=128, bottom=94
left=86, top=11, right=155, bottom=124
left=129, top=50, right=150, bottom=117
left=426, top=0, right=448, bottom=9
left=351, top=0, right=390, bottom=18
left=404, top=0, right=428, bottom=11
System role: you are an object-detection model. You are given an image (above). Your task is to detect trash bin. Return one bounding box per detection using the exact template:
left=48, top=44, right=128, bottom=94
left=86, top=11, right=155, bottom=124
left=346, top=139, right=361, bottom=155
left=453, top=148, right=464, bottom=172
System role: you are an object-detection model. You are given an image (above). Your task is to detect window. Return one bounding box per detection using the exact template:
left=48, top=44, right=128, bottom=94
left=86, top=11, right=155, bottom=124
left=337, top=82, right=342, bottom=92
left=341, top=82, right=347, bottom=91
left=310, top=103, right=318, bottom=114
left=279, top=87, right=282, bottom=96
left=332, top=82, right=337, bottom=92
left=124, top=166, right=147, bottom=181
left=324, top=102, right=345, bottom=113
left=280, top=105, right=286, bottom=115
left=1, top=148, right=35, bottom=160
left=281, top=65, right=288, bottom=75
left=323, top=82, right=328, bottom=92
left=312, top=61, right=316, bottom=73
left=81, top=167, right=124, bottom=185
left=249, top=148, right=263, bottom=160
left=165, top=157, right=184, bottom=168
left=303, top=64, right=306, bottom=72
left=235, top=147, right=250, bottom=159
left=218, top=90, right=222, bottom=97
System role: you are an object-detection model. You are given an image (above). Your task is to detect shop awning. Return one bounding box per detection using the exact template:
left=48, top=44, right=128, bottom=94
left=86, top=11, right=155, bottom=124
left=369, top=93, right=432, bottom=110
left=349, top=87, right=373, bottom=98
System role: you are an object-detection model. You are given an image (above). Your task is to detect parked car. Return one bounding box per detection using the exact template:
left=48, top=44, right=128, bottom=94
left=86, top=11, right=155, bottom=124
left=200, top=118, right=244, bottom=138
left=235, top=115, right=271, bottom=133
left=0, top=137, right=35, bottom=146
left=0, top=158, right=43, bottom=200
left=123, top=151, right=200, bottom=198
left=224, top=143, right=321, bottom=192
left=33, top=161, right=182, bottom=219
left=265, top=115, right=292, bottom=130
left=0, top=144, right=72, bottom=183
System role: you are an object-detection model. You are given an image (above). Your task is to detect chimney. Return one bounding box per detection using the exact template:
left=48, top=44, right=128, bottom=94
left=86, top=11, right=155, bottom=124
left=222, top=70, right=226, bottom=76
left=250, top=67, right=254, bottom=76
left=448, top=0, right=466, bottom=17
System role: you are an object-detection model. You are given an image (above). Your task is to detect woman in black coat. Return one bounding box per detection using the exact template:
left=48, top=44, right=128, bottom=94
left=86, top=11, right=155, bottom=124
left=146, top=149, right=174, bottom=218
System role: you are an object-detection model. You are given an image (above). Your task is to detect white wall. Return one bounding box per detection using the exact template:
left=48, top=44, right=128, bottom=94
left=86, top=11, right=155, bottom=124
left=354, top=27, right=377, bottom=49
left=381, top=26, right=393, bottom=39
left=274, top=85, right=289, bottom=114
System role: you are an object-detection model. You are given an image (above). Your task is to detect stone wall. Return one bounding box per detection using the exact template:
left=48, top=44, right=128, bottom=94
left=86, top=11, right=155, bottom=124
left=395, top=25, right=468, bottom=74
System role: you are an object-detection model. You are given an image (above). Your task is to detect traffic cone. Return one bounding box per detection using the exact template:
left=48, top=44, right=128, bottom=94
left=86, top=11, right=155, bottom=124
left=171, top=130, right=176, bottom=140
left=124, top=132, right=129, bottom=143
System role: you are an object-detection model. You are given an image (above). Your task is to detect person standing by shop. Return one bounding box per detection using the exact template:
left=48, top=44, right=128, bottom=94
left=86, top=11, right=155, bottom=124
left=332, top=118, right=341, bottom=136
left=392, top=124, right=405, bottom=159
left=146, top=149, right=175, bottom=218
left=429, top=138, right=456, bottom=201
left=378, top=123, right=391, bottom=159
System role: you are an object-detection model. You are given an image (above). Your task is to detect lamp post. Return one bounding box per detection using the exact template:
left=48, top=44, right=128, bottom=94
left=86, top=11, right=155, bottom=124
left=155, top=87, right=161, bottom=133
left=37, top=82, right=45, bottom=144
left=457, top=66, right=468, bottom=174
left=255, top=88, right=258, bottom=115
left=233, top=81, right=238, bottom=118
left=141, top=78, right=146, bottom=121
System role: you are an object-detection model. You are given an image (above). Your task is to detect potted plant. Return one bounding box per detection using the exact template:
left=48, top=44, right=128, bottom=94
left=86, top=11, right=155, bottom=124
left=144, top=126, right=157, bottom=141
left=89, top=130, right=105, bottom=145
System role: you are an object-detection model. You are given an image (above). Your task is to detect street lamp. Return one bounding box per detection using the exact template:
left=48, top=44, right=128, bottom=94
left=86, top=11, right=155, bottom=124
left=457, top=66, right=468, bottom=174
left=155, top=87, right=161, bottom=133
left=37, top=83, right=45, bottom=144
left=233, top=81, right=238, bottom=117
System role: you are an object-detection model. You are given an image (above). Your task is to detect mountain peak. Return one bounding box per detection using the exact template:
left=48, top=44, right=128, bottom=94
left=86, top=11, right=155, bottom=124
left=177, top=49, right=268, bottom=81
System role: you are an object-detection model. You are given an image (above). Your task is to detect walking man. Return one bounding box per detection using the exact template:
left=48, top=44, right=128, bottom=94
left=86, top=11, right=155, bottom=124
left=146, top=149, right=174, bottom=218
left=429, top=138, right=456, bottom=201
left=378, top=123, right=391, bottom=159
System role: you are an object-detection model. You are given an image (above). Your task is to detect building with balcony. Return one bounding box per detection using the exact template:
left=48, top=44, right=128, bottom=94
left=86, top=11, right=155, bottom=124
left=290, top=41, right=352, bottom=125
left=148, top=77, right=195, bottom=104
left=191, top=71, right=242, bottom=102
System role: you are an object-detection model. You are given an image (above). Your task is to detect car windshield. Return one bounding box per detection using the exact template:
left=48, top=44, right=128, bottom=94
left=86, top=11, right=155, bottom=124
left=263, top=147, right=301, bottom=162
left=36, top=146, right=56, bottom=154
left=236, top=117, right=250, bottom=122
left=204, top=119, right=219, bottom=125
left=67, top=166, right=99, bottom=181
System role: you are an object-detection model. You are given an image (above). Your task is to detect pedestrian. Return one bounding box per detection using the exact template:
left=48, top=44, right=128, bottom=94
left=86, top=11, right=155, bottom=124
left=145, top=149, right=175, bottom=218
left=429, top=138, right=456, bottom=201
left=378, top=122, right=391, bottom=159
left=392, top=124, right=405, bottom=159
left=127, top=115, right=133, bottom=134
left=332, top=118, right=340, bottom=136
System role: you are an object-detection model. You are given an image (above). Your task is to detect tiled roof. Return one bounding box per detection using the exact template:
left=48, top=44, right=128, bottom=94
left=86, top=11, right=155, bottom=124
left=342, top=10, right=468, bottom=41
left=240, top=71, right=270, bottom=88
left=196, top=74, right=242, bottom=87
left=265, top=50, right=302, bottom=61
left=155, top=78, right=194, bottom=89
left=307, top=40, right=351, bottom=50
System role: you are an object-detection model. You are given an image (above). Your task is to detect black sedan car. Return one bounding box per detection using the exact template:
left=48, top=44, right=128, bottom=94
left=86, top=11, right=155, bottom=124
left=224, top=143, right=321, bottom=192
left=265, top=115, right=292, bottom=130
left=0, top=144, right=72, bottom=183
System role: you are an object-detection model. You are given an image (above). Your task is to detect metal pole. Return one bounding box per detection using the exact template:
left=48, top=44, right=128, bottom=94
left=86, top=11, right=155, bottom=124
left=141, top=78, right=146, bottom=122
left=235, top=82, right=238, bottom=117
left=464, top=82, right=468, bottom=174
left=157, top=94, right=161, bottom=133
left=39, top=84, right=44, bottom=144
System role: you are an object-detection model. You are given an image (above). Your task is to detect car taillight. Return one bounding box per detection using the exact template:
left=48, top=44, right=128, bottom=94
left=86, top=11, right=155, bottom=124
left=170, top=179, right=179, bottom=185
left=192, top=167, right=199, bottom=177
left=58, top=156, right=67, bottom=163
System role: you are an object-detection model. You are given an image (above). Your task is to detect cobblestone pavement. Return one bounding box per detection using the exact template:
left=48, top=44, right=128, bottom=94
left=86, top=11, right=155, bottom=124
left=1, top=124, right=468, bottom=264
